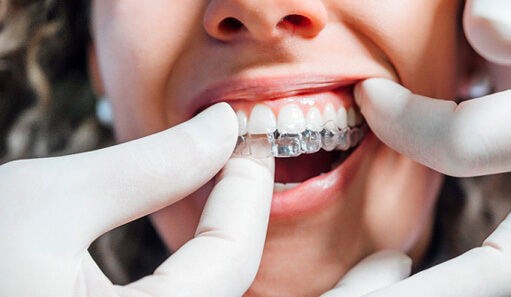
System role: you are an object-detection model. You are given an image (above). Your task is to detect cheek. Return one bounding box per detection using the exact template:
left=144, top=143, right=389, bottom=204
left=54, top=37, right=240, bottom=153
left=350, top=0, right=461, bottom=98
left=92, top=0, right=205, bottom=140
left=363, top=146, right=443, bottom=252
left=398, top=1, right=460, bottom=98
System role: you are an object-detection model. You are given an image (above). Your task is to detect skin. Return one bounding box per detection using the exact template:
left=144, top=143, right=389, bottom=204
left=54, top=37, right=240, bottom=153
left=90, top=0, right=463, bottom=296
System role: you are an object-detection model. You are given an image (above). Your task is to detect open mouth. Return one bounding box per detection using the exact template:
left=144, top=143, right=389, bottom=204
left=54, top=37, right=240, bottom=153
left=228, top=85, right=367, bottom=193
left=273, top=147, right=357, bottom=190
left=193, top=78, right=372, bottom=217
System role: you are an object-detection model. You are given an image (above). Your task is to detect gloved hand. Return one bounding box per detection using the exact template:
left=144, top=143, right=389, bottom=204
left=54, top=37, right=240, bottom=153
left=354, top=78, right=511, bottom=178
left=350, top=0, right=511, bottom=177
left=319, top=251, right=412, bottom=297
left=351, top=0, right=511, bottom=176
left=0, top=103, right=275, bottom=297
left=464, top=0, right=511, bottom=65
left=323, top=1, right=511, bottom=295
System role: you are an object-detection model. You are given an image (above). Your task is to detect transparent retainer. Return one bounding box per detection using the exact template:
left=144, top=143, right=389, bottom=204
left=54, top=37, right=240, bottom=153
left=233, top=121, right=369, bottom=158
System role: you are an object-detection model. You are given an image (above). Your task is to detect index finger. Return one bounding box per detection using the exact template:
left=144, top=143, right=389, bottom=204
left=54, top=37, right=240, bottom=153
left=120, top=155, right=275, bottom=297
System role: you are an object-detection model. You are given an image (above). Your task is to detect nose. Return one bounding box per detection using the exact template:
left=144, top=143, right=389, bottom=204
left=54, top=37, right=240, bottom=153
left=204, top=0, right=328, bottom=41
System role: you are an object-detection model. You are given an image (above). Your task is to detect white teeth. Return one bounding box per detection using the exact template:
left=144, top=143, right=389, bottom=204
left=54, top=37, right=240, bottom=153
left=348, top=107, right=364, bottom=127
left=248, top=104, right=277, bottom=134
left=355, top=109, right=364, bottom=126
left=236, top=110, right=248, bottom=136
left=305, top=107, right=323, bottom=132
left=286, top=183, right=301, bottom=190
left=235, top=102, right=369, bottom=158
left=274, top=183, right=286, bottom=193
left=323, top=103, right=337, bottom=129
left=336, top=107, right=348, bottom=129
left=348, top=107, right=357, bottom=127
left=278, top=104, right=305, bottom=133
left=273, top=182, right=301, bottom=193
left=242, top=103, right=364, bottom=138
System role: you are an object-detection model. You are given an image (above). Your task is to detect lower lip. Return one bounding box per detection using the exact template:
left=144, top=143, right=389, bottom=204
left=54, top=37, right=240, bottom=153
left=270, top=132, right=378, bottom=218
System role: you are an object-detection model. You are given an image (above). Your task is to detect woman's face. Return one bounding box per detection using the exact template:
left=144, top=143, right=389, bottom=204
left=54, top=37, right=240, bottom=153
left=91, top=0, right=461, bottom=295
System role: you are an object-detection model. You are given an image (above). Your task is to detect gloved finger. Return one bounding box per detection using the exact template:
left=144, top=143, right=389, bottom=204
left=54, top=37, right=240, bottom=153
left=0, top=103, right=238, bottom=251
left=354, top=78, right=511, bottom=177
left=320, top=250, right=411, bottom=297
left=464, top=0, right=511, bottom=65
left=118, top=156, right=275, bottom=297
left=363, top=213, right=511, bottom=297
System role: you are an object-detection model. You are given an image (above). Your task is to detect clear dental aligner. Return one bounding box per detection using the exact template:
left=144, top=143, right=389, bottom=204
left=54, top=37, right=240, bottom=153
left=233, top=121, right=369, bottom=158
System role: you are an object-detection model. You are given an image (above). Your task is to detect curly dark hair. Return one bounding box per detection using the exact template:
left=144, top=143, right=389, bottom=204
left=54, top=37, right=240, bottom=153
left=0, top=0, right=101, bottom=160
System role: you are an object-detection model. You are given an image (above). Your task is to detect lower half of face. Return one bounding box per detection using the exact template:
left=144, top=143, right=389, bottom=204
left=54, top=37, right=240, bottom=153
left=92, top=0, right=462, bottom=295
left=150, top=137, right=443, bottom=296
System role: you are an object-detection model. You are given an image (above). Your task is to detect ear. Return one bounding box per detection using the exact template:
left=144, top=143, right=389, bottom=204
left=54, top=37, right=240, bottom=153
left=87, top=44, right=105, bottom=97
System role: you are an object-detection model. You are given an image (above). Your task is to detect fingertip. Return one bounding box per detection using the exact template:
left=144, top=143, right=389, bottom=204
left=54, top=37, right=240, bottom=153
left=464, top=0, right=511, bottom=65
left=191, top=102, right=239, bottom=152
left=354, top=78, right=381, bottom=103
left=222, top=155, right=275, bottom=185
left=354, top=79, right=378, bottom=113
left=364, top=250, right=411, bottom=266
left=368, top=78, right=408, bottom=94
left=371, top=250, right=412, bottom=279
left=353, top=80, right=366, bottom=107
left=247, top=155, right=275, bottom=179
left=354, top=78, right=411, bottom=121
left=351, top=250, right=412, bottom=287
left=202, top=102, right=239, bottom=135
left=355, top=78, right=405, bottom=102
left=239, top=143, right=275, bottom=174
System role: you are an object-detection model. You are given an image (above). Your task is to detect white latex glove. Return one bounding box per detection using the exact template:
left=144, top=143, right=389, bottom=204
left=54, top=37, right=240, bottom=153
left=320, top=251, right=412, bottom=297
left=464, top=0, right=511, bottom=65
left=350, top=1, right=511, bottom=178
left=0, top=103, right=275, bottom=297
left=346, top=2, right=511, bottom=295
left=357, top=215, right=511, bottom=297
left=354, top=78, right=511, bottom=177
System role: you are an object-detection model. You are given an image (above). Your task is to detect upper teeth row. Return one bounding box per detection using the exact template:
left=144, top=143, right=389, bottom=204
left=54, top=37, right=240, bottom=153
left=236, top=103, right=364, bottom=136
left=233, top=125, right=368, bottom=158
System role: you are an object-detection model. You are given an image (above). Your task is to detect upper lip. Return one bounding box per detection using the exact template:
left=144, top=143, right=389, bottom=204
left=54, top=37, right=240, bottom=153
left=190, top=75, right=361, bottom=116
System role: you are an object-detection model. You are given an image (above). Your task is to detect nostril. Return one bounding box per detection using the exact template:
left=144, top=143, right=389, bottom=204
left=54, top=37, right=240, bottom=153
left=218, top=17, right=244, bottom=33
left=282, top=14, right=311, bottom=27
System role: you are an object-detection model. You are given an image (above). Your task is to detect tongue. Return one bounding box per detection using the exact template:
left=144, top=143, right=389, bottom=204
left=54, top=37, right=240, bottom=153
left=275, top=150, right=338, bottom=183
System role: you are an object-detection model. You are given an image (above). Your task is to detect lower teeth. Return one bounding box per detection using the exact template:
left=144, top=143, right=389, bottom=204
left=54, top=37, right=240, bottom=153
left=273, top=182, right=301, bottom=193
left=234, top=123, right=368, bottom=158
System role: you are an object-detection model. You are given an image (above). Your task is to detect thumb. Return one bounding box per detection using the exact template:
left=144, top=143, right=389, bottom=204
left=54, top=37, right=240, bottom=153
left=464, top=0, right=511, bottom=65
left=320, top=250, right=411, bottom=297
left=354, top=78, right=511, bottom=177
